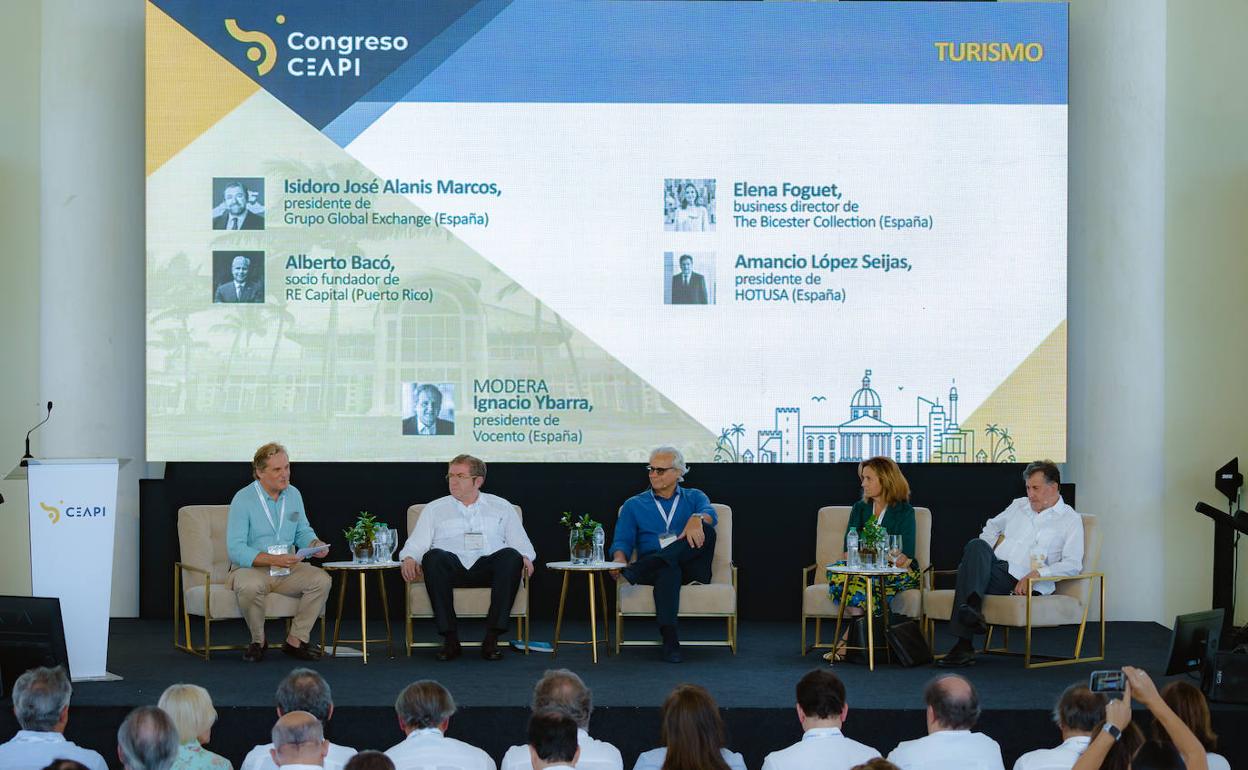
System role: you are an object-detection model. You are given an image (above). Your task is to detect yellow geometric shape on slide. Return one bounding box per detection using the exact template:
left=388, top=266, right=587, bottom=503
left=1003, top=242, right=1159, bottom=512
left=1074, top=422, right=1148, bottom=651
left=962, top=320, right=1068, bottom=462
left=146, top=2, right=259, bottom=176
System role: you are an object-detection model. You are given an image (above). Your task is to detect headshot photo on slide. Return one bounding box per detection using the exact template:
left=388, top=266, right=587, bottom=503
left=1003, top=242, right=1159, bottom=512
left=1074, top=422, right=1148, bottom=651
left=211, top=250, right=265, bottom=304
left=212, top=177, right=266, bottom=230
left=665, top=251, right=715, bottom=305
left=402, top=382, right=456, bottom=436
left=665, top=178, right=716, bottom=232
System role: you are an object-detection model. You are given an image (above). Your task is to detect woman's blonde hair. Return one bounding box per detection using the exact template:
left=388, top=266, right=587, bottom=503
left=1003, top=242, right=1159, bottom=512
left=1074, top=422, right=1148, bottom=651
left=158, top=683, right=217, bottom=744
left=859, top=456, right=911, bottom=506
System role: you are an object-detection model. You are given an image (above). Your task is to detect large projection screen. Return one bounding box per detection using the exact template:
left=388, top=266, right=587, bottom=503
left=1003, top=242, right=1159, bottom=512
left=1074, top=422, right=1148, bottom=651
left=145, top=0, right=1068, bottom=463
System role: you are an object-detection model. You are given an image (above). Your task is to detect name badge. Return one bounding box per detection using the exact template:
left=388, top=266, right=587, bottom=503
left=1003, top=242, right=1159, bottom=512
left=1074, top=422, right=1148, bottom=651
left=268, top=544, right=292, bottom=577
left=464, top=532, right=485, bottom=551
left=659, top=534, right=679, bottom=549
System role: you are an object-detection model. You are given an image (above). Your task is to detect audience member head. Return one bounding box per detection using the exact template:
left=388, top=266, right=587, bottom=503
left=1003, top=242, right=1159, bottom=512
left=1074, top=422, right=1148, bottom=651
left=41, top=761, right=90, bottom=770
left=858, top=456, right=910, bottom=505
left=531, top=669, right=593, bottom=731
left=850, top=761, right=902, bottom=770
left=924, top=675, right=980, bottom=733
left=276, top=667, right=335, bottom=722
left=343, top=750, right=395, bottom=770
left=795, top=669, right=848, bottom=729
left=1051, top=684, right=1106, bottom=739
left=395, top=680, right=456, bottom=733
left=270, top=711, right=327, bottom=767
left=157, top=683, right=217, bottom=745
left=12, top=666, right=72, bottom=733
left=527, top=711, right=580, bottom=770
left=117, top=705, right=179, bottom=770
left=658, top=684, right=731, bottom=770
left=1156, top=680, right=1218, bottom=752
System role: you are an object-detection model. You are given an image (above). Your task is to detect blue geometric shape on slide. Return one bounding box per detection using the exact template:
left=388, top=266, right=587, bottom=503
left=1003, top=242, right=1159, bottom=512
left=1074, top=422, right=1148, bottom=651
left=150, top=0, right=490, bottom=130
left=323, top=0, right=514, bottom=147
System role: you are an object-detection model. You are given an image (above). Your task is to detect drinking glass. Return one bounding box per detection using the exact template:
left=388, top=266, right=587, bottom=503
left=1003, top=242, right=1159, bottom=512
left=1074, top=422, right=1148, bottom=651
left=889, top=535, right=903, bottom=568
left=372, top=528, right=396, bottom=563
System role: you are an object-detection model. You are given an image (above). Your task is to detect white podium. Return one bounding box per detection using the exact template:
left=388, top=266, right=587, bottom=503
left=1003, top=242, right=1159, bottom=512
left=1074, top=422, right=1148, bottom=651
left=10, top=458, right=123, bottom=681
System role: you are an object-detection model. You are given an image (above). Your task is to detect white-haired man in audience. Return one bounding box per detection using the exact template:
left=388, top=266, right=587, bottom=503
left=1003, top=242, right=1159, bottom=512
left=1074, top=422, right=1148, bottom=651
left=0, top=666, right=107, bottom=770
left=762, top=669, right=880, bottom=770
left=887, top=675, right=1004, bottom=770
left=1013, top=684, right=1106, bottom=770
left=242, top=668, right=357, bottom=770
left=501, top=669, right=622, bottom=770
left=270, top=711, right=328, bottom=768
left=385, top=680, right=493, bottom=770
left=117, top=705, right=180, bottom=770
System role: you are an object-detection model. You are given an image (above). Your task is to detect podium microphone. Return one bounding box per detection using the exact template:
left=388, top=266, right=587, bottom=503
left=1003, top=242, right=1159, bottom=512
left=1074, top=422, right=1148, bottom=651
left=20, top=401, right=53, bottom=467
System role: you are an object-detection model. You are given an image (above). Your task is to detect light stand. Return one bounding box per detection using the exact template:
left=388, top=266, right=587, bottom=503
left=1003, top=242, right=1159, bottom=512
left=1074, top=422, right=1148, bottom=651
left=1194, top=457, right=1245, bottom=646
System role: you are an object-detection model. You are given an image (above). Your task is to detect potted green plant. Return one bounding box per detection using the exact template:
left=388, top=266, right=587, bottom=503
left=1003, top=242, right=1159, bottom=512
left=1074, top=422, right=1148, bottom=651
left=560, top=511, right=600, bottom=564
left=860, top=518, right=886, bottom=563
left=343, top=511, right=380, bottom=563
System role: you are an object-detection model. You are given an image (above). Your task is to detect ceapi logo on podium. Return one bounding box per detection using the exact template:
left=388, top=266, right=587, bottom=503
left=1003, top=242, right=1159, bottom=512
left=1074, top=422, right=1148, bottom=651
left=225, top=13, right=409, bottom=79
left=40, top=500, right=107, bottom=524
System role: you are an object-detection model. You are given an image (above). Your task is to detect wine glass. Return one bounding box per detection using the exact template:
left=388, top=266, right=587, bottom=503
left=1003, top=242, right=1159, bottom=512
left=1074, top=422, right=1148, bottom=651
left=888, top=535, right=903, bottom=568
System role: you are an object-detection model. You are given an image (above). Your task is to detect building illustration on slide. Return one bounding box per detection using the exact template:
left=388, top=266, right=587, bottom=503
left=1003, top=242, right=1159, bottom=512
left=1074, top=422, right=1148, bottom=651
left=720, top=370, right=1017, bottom=464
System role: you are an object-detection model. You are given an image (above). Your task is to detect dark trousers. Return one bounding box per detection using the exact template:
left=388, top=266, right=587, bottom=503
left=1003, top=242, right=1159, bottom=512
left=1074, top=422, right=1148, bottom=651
left=631, top=527, right=717, bottom=627
left=422, top=547, right=524, bottom=636
left=949, top=538, right=1018, bottom=639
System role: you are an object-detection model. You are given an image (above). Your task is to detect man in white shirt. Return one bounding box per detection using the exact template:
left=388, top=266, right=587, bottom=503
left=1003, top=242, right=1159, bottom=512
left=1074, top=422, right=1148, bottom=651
left=939, top=460, right=1084, bottom=667
left=241, top=668, right=357, bottom=770
left=385, top=680, right=494, bottom=770
left=762, top=669, right=880, bottom=770
left=887, top=675, right=1004, bottom=770
left=527, top=712, right=580, bottom=770
left=0, top=666, right=108, bottom=770
left=501, top=669, right=623, bottom=770
left=1014, top=684, right=1105, bottom=770
left=117, top=706, right=179, bottom=770
left=399, top=454, right=536, bottom=661
left=269, top=711, right=328, bottom=769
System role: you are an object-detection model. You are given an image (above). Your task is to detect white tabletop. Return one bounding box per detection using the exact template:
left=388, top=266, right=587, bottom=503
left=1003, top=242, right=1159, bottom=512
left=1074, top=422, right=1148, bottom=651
left=545, top=561, right=618, bottom=571
left=827, top=564, right=910, bottom=575
left=323, top=560, right=402, bottom=570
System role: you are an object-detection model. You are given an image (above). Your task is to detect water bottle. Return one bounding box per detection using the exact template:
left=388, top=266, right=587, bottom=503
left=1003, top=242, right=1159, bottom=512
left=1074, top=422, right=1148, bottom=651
left=592, top=524, right=605, bottom=564
left=846, top=527, right=860, bottom=568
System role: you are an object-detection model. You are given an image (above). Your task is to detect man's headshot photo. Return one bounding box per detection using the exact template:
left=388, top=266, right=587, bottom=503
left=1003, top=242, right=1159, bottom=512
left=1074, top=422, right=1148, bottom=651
left=212, top=177, right=266, bottom=230
left=212, top=251, right=265, bottom=304
left=402, top=382, right=456, bottom=436
left=665, top=251, right=715, bottom=305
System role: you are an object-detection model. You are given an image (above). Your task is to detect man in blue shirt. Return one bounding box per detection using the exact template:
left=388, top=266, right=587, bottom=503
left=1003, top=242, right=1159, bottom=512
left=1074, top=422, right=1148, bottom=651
left=226, top=442, right=330, bottom=662
left=610, top=445, right=717, bottom=663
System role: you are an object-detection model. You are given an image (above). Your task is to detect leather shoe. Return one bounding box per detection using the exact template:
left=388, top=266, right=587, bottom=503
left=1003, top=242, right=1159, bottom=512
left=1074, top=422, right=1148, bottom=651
left=242, top=641, right=265, bottom=662
left=956, top=603, right=987, bottom=635
left=660, top=625, right=682, bottom=664
left=937, top=647, right=976, bottom=667
left=480, top=633, right=504, bottom=661
left=436, top=636, right=462, bottom=662
left=282, top=641, right=322, bottom=661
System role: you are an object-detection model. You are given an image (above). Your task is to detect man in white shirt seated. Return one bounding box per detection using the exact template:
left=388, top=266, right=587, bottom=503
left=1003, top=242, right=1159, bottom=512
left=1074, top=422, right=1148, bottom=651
left=526, top=712, right=580, bottom=770
left=241, top=668, right=357, bottom=770
left=939, top=460, right=1085, bottom=667
left=269, top=711, right=329, bottom=769
left=0, top=666, right=108, bottom=770
left=117, top=706, right=179, bottom=770
left=762, top=669, right=880, bottom=770
left=1014, top=684, right=1105, bottom=770
left=399, top=454, right=536, bottom=661
left=887, top=675, right=1004, bottom=770
left=501, top=669, right=623, bottom=770
left=384, top=680, right=494, bottom=770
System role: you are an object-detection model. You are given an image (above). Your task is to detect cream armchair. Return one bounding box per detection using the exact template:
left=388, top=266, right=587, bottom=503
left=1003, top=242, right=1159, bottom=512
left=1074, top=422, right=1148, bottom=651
left=173, top=505, right=324, bottom=660
left=615, top=503, right=737, bottom=654
left=402, top=503, right=530, bottom=652
left=924, top=513, right=1105, bottom=668
left=800, top=506, right=932, bottom=654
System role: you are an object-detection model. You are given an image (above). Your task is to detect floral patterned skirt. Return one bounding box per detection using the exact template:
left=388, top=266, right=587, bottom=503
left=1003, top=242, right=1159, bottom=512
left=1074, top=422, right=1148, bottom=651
left=826, top=561, right=920, bottom=616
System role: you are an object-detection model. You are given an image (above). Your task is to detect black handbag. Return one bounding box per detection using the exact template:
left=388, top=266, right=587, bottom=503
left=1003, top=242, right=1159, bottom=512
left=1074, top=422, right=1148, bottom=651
left=885, top=620, right=933, bottom=667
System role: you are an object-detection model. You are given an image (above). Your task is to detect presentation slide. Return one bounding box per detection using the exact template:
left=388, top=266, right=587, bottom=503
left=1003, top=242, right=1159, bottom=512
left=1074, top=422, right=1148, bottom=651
left=145, top=0, right=1067, bottom=463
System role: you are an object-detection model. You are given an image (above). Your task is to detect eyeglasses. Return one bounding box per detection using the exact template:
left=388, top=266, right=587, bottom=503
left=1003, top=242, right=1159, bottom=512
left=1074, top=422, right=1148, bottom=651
left=646, top=466, right=676, bottom=475
left=446, top=473, right=477, bottom=481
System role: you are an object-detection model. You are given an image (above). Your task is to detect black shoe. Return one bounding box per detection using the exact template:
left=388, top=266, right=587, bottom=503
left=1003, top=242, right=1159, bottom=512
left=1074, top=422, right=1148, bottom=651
left=282, top=641, right=322, bottom=661
left=660, top=625, right=682, bottom=663
left=619, top=565, right=637, bottom=585
left=956, top=603, right=988, bottom=635
left=242, top=641, right=266, bottom=662
left=436, top=635, right=462, bottom=662
left=937, top=646, right=976, bottom=667
left=480, top=632, right=504, bottom=661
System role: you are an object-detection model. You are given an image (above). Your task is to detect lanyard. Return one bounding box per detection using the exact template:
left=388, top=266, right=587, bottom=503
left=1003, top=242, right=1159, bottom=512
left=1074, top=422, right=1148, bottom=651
left=253, top=481, right=285, bottom=535
left=652, top=491, right=681, bottom=532
left=802, top=729, right=842, bottom=742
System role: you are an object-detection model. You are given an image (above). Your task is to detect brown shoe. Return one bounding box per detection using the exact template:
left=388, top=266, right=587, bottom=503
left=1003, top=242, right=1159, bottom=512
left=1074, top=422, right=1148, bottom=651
left=281, top=641, right=322, bottom=661
left=242, top=641, right=265, bottom=662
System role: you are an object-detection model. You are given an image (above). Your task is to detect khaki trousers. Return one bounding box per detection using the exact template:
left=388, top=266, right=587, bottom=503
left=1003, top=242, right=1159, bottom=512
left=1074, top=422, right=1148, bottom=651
left=229, top=562, right=331, bottom=644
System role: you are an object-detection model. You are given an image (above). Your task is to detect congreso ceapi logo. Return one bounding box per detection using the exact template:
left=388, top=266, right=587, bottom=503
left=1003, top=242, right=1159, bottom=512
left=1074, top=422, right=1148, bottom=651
left=39, top=500, right=108, bottom=524
left=225, top=14, right=409, bottom=78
